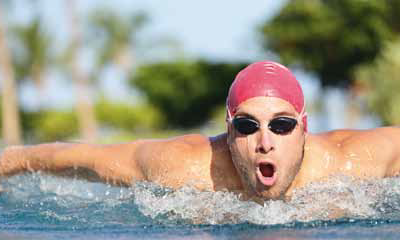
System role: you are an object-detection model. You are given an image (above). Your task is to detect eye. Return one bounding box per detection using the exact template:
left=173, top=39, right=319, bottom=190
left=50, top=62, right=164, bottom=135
left=232, top=118, right=260, bottom=135
left=268, top=117, right=297, bottom=135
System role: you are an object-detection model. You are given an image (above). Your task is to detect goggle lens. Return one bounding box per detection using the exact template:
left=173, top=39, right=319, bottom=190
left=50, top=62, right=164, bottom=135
left=268, top=117, right=297, bottom=134
left=232, top=118, right=259, bottom=135
left=232, top=117, right=297, bottom=135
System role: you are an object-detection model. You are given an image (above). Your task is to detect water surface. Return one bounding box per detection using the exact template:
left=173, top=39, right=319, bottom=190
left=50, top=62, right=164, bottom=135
left=1, top=173, right=400, bottom=239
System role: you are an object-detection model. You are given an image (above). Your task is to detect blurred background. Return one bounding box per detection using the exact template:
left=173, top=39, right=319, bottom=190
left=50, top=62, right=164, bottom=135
left=1, top=0, right=400, bottom=146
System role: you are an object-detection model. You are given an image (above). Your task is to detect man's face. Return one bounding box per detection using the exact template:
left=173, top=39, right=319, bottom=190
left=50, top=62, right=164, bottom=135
left=227, top=96, right=306, bottom=200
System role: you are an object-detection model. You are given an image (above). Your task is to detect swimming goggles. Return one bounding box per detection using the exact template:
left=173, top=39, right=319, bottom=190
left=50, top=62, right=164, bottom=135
left=231, top=116, right=298, bottom=135
left=226, top=100, right=306, bottom=135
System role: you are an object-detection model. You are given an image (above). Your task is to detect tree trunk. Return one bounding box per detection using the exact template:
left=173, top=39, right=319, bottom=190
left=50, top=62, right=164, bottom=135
left=31, top=61, right=46, bottom=109
left=0, top=5, right=21, bottom=145
left=66, top=0, right=98, bottom=142
left=115, top=45, right=135, bottom=74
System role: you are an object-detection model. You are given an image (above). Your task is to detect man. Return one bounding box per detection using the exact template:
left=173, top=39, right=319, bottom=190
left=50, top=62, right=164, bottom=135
left=1, top=61, right=400, bottom=201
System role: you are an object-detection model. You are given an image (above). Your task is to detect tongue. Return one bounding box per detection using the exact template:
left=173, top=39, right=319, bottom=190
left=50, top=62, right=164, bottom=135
left=260, top=163, right=274, bottom=178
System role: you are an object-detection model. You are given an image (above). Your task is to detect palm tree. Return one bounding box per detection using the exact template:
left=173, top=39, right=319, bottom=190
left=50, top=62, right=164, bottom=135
left=0, top=3, right=21, bottom=145
left=12, top=16, right=52, bottom=109
left=89, top=8, right=148, bottom=74
left=65, top=0, right=98, bottom=142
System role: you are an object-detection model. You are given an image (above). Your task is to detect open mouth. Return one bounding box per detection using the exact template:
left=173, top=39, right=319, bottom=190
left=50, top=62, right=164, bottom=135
left=260, top=163, right=275, bottom=177
left=256, top=162, right=276, bottom=186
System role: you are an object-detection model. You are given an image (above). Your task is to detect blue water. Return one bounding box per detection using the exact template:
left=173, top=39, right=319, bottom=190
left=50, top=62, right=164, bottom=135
left=2, top=174, right=400, bottom=239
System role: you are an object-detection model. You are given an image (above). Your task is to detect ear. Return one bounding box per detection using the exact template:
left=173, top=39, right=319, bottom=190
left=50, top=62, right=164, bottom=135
left=226, top=110, right=232, bottom=134
left=302, top=114, right=308, bottom=133
left=226, top=119, right=234, bottom=145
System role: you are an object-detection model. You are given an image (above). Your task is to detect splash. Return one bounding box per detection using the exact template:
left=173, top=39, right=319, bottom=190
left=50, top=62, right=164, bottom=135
left=132, top=175, right=400, bottom=225
left=2, top=173, right=400, bottom=227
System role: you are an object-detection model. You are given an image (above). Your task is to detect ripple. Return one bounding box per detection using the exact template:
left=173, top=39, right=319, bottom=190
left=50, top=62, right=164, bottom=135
left=2, top=173, right=400, bottom=228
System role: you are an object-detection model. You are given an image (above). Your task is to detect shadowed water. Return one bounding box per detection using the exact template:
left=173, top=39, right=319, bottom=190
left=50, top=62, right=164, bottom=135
left=1, top=173, right=400, bottom=239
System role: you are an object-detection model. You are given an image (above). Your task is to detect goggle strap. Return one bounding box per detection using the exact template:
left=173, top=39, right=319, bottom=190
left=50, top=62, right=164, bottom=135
left=226, top=99, right=306, bottom=123
left=227, top=107, right=233, bottom=122
left=297, top=99, right=307, bottom=122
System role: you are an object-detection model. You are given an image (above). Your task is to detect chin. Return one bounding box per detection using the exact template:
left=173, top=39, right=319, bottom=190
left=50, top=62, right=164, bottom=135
left=256, top=185, right=287, bottom=200
left=242, top=171, right=289, bottom=200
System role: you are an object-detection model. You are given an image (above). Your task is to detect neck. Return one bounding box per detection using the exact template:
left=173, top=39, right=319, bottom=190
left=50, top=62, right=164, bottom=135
left=209, top=133, right=229, bottom=151
left=209, top=133, right=244, bottom=191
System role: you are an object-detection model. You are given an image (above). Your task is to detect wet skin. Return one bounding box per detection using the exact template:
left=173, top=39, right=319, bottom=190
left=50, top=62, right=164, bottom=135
left=226, top=97, right=305, bottom=199
left=2, top=96, right=400, bottom=200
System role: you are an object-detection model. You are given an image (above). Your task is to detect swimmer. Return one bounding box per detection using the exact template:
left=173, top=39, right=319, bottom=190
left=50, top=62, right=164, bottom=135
left=1, top=61, right=400, bottom=201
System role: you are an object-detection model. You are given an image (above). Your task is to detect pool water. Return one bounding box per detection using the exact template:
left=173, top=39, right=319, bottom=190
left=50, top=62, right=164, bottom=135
left=1, top=173, right=400, bottom=239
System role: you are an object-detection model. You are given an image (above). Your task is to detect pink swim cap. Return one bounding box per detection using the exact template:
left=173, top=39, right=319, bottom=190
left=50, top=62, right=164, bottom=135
left=227, top=61, right=307, bottom=131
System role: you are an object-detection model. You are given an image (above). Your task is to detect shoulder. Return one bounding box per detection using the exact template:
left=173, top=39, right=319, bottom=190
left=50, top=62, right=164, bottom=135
left=308, top=127, right=400, bottom=147
left=306, top=127, right=400, bottom=177
left=135, top=133, right=212, bottom=161
left=134, top=134, right=215, bottom=185
left=321, top=127, right=400, bottom=152
left=303, top=133, right=342, bottom=168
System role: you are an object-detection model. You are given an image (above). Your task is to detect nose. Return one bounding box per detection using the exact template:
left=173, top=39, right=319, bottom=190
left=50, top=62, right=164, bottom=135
left=256, top=126, right=274, bottom=154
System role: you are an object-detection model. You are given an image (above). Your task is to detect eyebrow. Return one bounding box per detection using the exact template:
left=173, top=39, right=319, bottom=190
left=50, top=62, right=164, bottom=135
left=234, top=110, right=296, bottom=120
left=272, top=111, right=297, bottom=118
left=234, top=112, right=255, bottom=119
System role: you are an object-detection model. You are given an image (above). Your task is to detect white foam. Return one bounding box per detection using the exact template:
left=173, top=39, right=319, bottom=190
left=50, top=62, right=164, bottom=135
left=3, top=173, right=400, bottom=225
left=132, top=175, right=400, bottom=224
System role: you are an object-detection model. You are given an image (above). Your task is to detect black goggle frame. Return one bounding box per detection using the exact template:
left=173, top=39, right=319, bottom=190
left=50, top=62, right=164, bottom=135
left=231, top=117, right=298, bottom=135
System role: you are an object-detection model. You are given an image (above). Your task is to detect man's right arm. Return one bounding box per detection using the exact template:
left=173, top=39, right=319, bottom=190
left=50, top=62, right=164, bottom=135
left=0, top=141, right=146, bottom=186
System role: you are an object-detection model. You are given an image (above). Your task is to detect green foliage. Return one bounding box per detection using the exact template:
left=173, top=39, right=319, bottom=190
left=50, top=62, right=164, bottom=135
left=0, top=99, right=2, bottom=133
left=88, top=8, right=148, bottom=69
left=355, top=40, right=400, bottom=125
left=22, top=110, right=79, bottom=142
left=11, top=16, right=52, bottom=84
left=131, top=60, right=248, bottom=128
left=16, top=99, right=165, bottom=142
left=96, top=98, right=164, bottom=131
left=260, top=0, right=400, bottom=87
